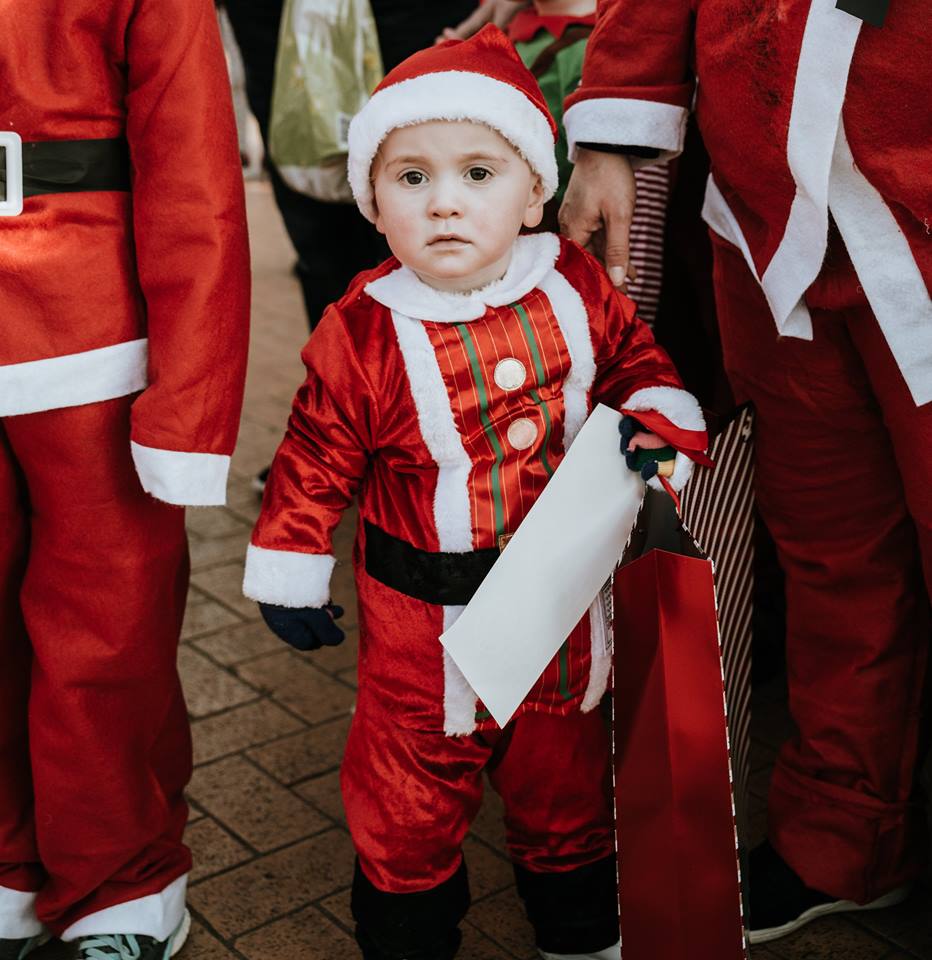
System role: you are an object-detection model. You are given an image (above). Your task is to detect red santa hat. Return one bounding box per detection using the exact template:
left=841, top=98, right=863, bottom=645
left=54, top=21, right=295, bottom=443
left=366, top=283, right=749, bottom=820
left=347, top=25, right=559, bottom=223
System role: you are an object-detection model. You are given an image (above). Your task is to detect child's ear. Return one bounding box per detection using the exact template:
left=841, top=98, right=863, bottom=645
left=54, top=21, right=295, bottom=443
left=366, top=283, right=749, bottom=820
left=373, top=203, right=386, bottom=235
left=523, top=175, right=545, bottom=229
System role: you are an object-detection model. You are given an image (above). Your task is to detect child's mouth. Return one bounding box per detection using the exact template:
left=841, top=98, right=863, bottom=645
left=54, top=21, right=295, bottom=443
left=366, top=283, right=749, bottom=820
left=429, top=235, right=469, bottom=247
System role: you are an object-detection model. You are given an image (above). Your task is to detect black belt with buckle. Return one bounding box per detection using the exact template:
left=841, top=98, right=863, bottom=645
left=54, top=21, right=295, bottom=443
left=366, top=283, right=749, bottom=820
left=0, top=137, right=131, bottom=200
left=364, top=520, right=502, bottom=606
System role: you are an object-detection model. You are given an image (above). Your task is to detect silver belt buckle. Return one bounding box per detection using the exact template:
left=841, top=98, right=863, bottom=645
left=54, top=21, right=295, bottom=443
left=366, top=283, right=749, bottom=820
left=0, top=132, right=24, bottom=216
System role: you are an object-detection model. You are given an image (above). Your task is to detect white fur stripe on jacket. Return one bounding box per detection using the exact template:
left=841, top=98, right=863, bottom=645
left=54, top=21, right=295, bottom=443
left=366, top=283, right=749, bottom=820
left=0, top=338, right=148, bottom=417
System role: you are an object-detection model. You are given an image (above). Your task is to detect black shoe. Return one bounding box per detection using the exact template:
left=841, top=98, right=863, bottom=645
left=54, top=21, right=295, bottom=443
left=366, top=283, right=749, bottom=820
left=0, top=935, right=48, bottom=960
left=251, top=465, right=271, bottom=496
left=748, top=840, right=910, bottom=944
left=75, top=910, right=190, bottom=960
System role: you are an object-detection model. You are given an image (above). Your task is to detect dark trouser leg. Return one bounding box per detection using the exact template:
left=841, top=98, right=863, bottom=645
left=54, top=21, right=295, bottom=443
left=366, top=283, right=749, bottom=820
left=351, top=859, right=468, bottom=960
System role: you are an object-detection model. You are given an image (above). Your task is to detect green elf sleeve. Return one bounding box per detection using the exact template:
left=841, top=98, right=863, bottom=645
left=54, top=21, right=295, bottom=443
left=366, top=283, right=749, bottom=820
left=513, top=28, right=591, bottom=215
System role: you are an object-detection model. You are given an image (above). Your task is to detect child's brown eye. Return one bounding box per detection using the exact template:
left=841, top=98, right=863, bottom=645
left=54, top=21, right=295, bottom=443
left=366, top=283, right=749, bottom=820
left=468, top=168, right=490, bottom=182
left=403, top=171, right=425, bottom=185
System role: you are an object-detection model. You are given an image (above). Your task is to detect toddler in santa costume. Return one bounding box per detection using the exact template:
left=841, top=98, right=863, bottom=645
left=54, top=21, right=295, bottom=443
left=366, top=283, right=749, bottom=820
left=244, top=26, right=707, bottom=960
left=0, top=0, right=249, bottom=957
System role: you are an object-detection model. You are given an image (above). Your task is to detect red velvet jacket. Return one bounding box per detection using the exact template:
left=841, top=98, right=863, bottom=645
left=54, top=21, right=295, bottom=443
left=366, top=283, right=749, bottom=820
left=564, top=0, right=932, bottom=407
left=244, top=233, right=706, bottom=734
left=0, top=0, right=250, bottom=504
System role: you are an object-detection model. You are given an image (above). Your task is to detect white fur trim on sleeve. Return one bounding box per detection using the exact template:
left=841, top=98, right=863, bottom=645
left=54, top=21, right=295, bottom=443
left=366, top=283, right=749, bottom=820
left=647, top=451, right=694, bottom=494
left=242, top=545, right=336, bottom=608
left=130, top=442, right=230, bottom=507
left=564, top=98, right=687, bottom=167
left=348, top=71, right=559, bottom=222
left=622, top=385, right=705, bottom=432
left=623, top=386, right=705, bottom=494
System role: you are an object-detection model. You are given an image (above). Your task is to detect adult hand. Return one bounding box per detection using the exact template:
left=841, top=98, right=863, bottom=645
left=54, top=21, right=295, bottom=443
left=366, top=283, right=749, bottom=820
left=258, top=602, right=345, bottom=652
left=559, top=148, right=637, bottom=290
left=436, top=1, right=529, bottom=42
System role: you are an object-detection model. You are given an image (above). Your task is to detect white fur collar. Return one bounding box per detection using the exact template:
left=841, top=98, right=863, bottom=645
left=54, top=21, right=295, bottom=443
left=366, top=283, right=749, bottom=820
left=365, top=233, right=561, bottom=323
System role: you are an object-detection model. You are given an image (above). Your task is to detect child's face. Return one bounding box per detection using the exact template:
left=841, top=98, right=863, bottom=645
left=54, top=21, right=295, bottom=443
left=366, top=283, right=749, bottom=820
left=372, top=121, right=545, bottom=292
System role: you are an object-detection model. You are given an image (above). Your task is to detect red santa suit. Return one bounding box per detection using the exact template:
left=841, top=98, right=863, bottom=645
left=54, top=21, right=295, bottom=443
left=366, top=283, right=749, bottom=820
left=0, top=0, right=249, bottom=942
left=564, top=0, right=932, bottom=904
left=245, top=31, right=707, bottom=957
left=243, top=229, right=705, bottom=923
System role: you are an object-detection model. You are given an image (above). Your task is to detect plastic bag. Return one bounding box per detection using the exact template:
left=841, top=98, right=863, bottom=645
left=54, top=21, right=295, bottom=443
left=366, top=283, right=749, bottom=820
left=269, top=0, right=383, bottom=202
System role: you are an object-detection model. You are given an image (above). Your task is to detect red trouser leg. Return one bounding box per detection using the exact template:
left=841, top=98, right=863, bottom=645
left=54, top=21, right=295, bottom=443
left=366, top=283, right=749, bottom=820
left=1, top=398, right=192, bottom=937
left=713, top=234, right=931, bottom=902
left=342, top=701, right=615, bottom=893
left=487, top=709, right=615, bottom=873
left=0, top=422, right=45, bottom=937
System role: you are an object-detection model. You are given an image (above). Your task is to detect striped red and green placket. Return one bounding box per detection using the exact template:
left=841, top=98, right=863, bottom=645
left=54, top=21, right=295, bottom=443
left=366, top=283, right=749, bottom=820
left=423, top=291, right=592, bottom=722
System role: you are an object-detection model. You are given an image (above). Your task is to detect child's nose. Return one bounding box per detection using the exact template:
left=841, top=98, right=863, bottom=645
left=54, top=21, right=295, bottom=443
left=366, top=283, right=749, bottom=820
left=427, top=182, right=463, bottom=219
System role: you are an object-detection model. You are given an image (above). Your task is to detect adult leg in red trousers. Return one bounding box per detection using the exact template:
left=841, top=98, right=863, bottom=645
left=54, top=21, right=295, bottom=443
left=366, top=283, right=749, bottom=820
left=712, top=233, right=931, bottom=904
left=0, top=397, right=192, bottom=939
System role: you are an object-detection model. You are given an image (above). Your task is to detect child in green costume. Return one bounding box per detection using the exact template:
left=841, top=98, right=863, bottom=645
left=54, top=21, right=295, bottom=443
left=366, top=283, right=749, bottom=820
left=508, top=0, right=671, bottom=324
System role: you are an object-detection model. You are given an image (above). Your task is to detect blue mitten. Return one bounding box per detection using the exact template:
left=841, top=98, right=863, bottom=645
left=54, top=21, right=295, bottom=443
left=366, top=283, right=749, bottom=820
left=258, top=602, right=345, bottom=651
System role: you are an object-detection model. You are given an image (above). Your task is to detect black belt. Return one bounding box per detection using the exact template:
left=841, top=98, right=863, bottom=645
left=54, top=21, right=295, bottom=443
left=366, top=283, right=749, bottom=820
left=364, top=520, right=500, bottom=606
left=0, top=137, right=131, bottom=200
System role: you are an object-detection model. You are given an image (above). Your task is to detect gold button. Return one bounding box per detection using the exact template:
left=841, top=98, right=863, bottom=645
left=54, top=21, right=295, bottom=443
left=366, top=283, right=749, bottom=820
left=507, top=418, right=538, bottom=450
left=493, top=358, right=527, bottom=391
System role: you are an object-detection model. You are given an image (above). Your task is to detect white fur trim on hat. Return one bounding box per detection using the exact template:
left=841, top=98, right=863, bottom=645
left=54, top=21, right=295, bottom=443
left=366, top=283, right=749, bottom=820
left=348, top=71, right=559, bottom=222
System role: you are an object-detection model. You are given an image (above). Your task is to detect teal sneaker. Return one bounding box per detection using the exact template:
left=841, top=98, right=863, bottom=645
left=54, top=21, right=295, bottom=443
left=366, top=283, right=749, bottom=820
left=76, top=910, right=191, bottom=960
left=0, top=935, right=49, bottom=960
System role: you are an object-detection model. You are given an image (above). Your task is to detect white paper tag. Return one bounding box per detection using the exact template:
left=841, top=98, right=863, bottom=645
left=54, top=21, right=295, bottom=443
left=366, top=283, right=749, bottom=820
left=439, top=404, right=645, bottom=728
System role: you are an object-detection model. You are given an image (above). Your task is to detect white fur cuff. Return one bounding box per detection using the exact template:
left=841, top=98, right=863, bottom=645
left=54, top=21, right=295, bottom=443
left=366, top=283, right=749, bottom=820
left=0, top=886, right=43, bottom=939
left=564, top=98, right=687, bottom=167
left=648, top=450, right=694, bottom=494
left=243, top=545, right=336, bottom=608
left=130, top=442, right=230, bottom=507
left=61, top=875, right=186, bottom=943
left=622, top=385, right=705, bottom=432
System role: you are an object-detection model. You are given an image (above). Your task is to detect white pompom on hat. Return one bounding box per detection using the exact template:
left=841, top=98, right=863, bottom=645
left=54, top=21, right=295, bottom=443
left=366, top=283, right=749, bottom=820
left=347, top=24, right=559, bottom=223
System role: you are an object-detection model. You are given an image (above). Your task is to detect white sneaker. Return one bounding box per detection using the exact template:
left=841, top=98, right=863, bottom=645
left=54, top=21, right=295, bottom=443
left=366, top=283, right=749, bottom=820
left=539, top=943, right=621, bottom=960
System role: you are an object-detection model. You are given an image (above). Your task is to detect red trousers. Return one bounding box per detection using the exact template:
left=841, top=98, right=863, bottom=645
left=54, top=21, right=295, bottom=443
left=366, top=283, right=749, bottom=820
left=341, top=699, right=615, bottom=893
left=0, top=397, right=192, bottom=936
left=713, top=234, right=931, bottom=902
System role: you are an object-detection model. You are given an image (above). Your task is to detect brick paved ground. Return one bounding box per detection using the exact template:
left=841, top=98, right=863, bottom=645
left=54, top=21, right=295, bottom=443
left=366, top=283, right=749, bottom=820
left=34, top=180, right=931, bottom=959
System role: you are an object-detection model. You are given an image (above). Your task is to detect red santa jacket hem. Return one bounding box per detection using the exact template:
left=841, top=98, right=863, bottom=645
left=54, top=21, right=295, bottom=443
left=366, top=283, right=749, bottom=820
left=0, top=339, right=148, bottom=418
